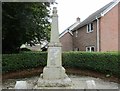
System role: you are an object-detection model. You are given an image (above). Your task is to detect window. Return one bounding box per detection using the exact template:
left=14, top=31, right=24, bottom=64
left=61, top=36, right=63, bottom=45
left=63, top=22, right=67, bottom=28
left=75, top=30, right=78, bottom=37
left=86, top=46, right=95, bottom=52
left=74, top=48, right=79, bottom=51
left=91, top=47, right=94, bottom=51
left=87, top=23, right=93, bottom=33
left=86, top=47, right=90, bottom=51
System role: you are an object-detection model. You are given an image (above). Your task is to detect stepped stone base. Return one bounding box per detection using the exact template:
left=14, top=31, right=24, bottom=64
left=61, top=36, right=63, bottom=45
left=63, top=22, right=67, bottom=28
left=37, top=66, right=72, bottom=87
left=37, top=77, right=72, bottom=87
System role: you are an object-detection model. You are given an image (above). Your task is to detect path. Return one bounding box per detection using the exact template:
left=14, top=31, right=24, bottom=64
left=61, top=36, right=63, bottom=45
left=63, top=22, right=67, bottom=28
left=2, top=75, right=119, bottom=89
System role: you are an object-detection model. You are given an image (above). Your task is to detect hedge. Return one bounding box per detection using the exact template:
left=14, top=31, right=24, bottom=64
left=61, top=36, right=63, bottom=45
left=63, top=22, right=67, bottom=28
left=62, top=52, right=119, bottom=77
left=2, top=51, right=119, bottom=77
left=2, top=52, right=47, bottom=73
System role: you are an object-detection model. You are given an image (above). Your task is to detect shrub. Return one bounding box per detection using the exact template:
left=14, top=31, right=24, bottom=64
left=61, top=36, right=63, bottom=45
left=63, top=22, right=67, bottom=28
left=62, top=52, right=118, bottom=77
left=2, top=51, right=119, bottom=77
left=20, top=48, right=31, bottom=51
left=2, top=52, right=47, bottom=73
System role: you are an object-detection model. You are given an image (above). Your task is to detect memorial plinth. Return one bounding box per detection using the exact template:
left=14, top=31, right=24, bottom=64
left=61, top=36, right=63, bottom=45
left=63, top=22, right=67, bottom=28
left=37, top=7, right=72, bottom=87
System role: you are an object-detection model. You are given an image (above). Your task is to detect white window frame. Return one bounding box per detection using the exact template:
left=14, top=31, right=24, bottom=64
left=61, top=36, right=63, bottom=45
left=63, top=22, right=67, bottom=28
left=75, top=30, right=78, bottom=37
left=87, top=23, right=93, bottom=33
left=86, top=46, right=95, bottom=52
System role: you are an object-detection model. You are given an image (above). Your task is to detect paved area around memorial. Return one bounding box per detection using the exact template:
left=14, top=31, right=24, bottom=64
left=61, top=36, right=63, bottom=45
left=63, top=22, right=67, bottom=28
left=2, top=75, right=119, bottom=89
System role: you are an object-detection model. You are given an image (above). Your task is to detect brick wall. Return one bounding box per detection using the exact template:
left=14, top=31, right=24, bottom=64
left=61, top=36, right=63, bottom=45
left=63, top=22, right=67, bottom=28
left=73, top=21, right=97, bottom=51
left=60, top=3, right=119, bottom=52
left=100, top=5, right=119, bottom=52
left=118, top=2, right=120, bottom=51
left=60, top=32, right=73, bottom=51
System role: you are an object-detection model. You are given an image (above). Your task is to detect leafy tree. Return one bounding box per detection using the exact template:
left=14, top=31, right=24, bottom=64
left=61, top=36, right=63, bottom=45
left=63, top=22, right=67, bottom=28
left=2, top=2, right=51, bottom=53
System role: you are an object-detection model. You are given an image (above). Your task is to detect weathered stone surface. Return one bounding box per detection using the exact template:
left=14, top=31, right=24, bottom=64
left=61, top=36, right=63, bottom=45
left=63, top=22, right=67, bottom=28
left=37, top=7, right=72, bottom=87
left=47, top=47, right=62, bottom=67
left=14, top=81, right=28, bottom=89
left=42, top=66, right=65, bottom=79
left=37, top=66, right=72, bottom=87
left=37, top=77, right=71, bottom=87
left=3, top=75, right=118, bottom=89
left=50, top=7, right=60, bottom=43
left=85, top=80, right=96, bottom=89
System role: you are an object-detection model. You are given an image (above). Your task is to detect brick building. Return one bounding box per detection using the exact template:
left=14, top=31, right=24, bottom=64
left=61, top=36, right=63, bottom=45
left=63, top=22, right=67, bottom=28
left=59, top=17, right=80, bottom=51
left=60, top=0, right=120, bottom=52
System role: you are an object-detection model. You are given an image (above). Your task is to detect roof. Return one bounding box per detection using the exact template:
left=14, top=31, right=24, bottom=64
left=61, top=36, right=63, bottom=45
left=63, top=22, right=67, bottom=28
left=73, top=0, right=119, bottom=31
left=59, top=21, right=80, bottom=38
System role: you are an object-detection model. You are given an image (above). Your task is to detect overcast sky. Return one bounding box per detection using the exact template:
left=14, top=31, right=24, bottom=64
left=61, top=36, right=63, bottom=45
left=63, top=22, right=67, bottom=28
left=53, top=0, right=113, bottom=33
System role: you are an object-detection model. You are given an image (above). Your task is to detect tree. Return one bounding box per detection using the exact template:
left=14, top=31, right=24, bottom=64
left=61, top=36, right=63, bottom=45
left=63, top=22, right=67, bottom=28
left=2, top=2, right=51, bottom=53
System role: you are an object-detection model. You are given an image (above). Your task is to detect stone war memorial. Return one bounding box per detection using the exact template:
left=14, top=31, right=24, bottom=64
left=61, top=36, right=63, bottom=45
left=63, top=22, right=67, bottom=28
left=36, top=7, right=72, bottom=88
left=2, top=1, right=119, bottom=90
left=4, top=5, right=119, bottom=90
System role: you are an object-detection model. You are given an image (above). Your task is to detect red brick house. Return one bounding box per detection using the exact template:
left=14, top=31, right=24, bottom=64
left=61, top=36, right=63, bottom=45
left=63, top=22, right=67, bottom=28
left=60, top=0, right=120, bottom=52
left=59, top=17, right=80, bottom=51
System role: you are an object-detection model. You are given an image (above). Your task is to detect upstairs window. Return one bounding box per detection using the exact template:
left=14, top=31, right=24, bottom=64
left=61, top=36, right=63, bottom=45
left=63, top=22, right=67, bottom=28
left=75, top=30, right=78, bottom=37
left=86, top=46, right=95, bottom=52
left=87, top=23, right=93, bottom=33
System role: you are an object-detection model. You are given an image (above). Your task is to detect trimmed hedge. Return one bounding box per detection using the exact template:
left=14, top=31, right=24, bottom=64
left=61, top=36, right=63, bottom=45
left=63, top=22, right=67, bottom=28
left=2, top=52, right=47, bottom=73
left=62, top=52, right=119, bottom=77
left=2, top=51, right=119, bottom=77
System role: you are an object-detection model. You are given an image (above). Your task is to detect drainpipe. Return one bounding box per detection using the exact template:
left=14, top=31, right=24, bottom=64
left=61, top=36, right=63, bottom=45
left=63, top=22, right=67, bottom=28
left=96, top=17, right=100, bottom=52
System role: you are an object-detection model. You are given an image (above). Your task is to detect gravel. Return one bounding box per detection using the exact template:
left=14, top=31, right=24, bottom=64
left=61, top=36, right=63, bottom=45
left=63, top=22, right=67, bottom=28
left=2, top=75, right=119, bottom=89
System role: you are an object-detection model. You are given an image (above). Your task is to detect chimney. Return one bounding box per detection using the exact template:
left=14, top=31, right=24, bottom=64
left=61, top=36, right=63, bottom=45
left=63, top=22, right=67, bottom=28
left=76, top=17, right=80, bottom=22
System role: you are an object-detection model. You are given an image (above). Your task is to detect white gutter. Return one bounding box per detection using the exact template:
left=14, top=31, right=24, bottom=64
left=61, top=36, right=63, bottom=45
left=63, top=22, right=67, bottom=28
left=96, top=17, right=100, bottom=52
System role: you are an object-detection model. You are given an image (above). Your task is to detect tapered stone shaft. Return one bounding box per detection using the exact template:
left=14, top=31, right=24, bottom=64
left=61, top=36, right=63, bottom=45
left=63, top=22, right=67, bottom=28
left=47, top=7, right=62, bottom=67
left=37, top=7, right=72, bottom=87
left=50, top=7, right=60, bottom=43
